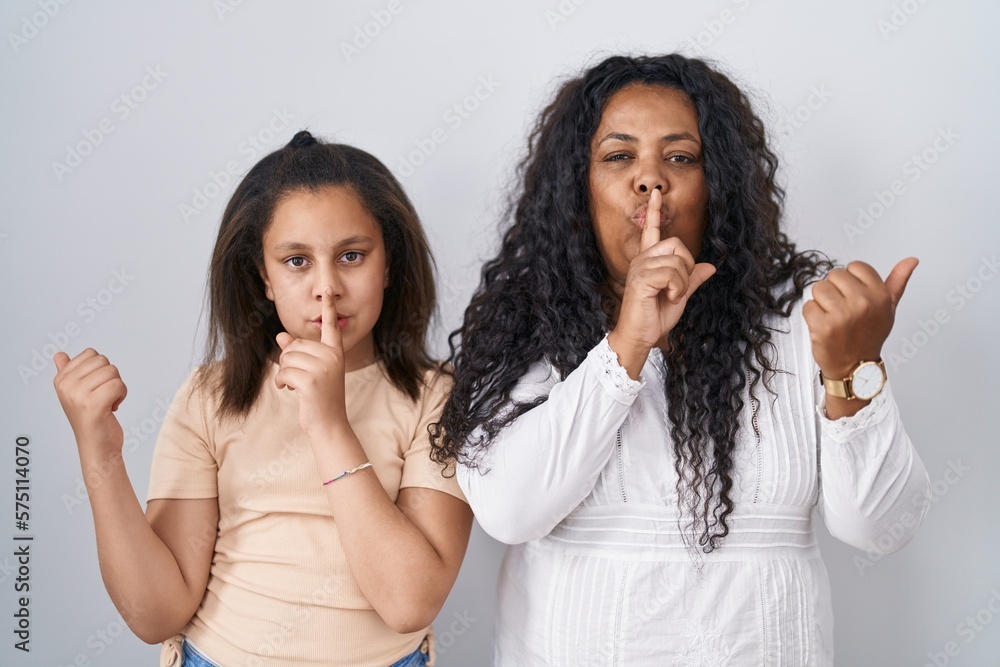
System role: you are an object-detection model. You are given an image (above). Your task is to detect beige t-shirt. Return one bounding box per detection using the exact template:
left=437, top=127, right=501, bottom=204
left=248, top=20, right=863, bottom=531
left=147, top=359, right=465, bottom=667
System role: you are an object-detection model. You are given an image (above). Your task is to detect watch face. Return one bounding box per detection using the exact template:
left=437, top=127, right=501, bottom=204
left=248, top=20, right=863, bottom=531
left=851, top=362, right=885, bottom=400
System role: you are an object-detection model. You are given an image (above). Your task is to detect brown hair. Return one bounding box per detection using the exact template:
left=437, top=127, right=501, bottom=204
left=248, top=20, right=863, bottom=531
left=198, top=130, right=436, bottom=418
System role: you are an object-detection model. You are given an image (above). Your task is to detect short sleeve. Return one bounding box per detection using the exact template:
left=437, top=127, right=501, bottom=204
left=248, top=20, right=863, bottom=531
left=147, top=369, right=220, bottom=502
left=399, top=370, right=467, bottom=503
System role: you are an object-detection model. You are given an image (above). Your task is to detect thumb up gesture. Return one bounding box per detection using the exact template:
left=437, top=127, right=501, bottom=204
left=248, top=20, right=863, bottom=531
left=802, top=257, right=918, bottom=380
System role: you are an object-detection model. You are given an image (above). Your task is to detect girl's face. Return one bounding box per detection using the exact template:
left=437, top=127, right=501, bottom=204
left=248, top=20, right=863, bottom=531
left=587, top=84, right=709, bottom=300
left=259, top=185, right=389, bottom=371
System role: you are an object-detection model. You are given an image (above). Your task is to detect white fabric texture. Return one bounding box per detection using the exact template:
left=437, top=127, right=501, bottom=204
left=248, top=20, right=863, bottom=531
left=457, top=284, right=930, bottom=666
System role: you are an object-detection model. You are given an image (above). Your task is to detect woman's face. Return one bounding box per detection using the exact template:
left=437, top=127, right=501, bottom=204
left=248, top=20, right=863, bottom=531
left=588, top=84, right=709, bottom=299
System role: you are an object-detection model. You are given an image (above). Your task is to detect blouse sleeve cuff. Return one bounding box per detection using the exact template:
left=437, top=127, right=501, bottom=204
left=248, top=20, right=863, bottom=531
left=587, top=334, right=645, bottom=405
left=817, top=379, right=894, bottom=443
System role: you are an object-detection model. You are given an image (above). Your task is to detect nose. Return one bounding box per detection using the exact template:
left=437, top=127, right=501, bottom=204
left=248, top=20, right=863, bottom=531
left=314, top=261, right=342, bottom=300
left=634, top=154, right=666, bottom=195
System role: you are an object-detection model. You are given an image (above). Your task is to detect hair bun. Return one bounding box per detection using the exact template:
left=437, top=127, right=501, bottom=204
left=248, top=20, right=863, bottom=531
left=288, top=130, right=317, bottom=148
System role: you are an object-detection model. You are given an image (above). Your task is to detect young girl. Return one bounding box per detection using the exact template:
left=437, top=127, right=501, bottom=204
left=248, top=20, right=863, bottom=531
left=53, top=130, right=473, bottom=667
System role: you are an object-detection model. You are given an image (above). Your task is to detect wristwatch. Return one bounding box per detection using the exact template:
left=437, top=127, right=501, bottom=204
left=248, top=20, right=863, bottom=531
left=819, top=359, right=886, bottom=400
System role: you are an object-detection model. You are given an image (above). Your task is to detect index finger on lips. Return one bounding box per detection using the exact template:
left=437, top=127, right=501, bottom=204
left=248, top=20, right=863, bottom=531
left=320, top=287, right=342, bottom=350
left=639, top=188, right=662, bottom=253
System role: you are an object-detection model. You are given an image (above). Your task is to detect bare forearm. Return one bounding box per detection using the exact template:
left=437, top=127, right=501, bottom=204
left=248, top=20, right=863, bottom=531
left=79, top=449, right=199, bottom=642
left=308, top=429, right=453, bottom=632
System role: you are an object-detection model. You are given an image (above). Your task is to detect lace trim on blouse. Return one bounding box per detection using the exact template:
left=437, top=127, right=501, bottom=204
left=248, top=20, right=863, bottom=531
left=816, top=380, right=892, bottom=443
left=593, top=334, right=644, bottom=398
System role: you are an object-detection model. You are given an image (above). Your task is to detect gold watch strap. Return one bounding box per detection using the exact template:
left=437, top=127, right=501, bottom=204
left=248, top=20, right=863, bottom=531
left=819, top=371, right=851, bottom=399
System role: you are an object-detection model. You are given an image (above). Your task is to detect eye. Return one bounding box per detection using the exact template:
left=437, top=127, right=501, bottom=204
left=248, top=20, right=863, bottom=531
left=284, top=256, right=309, bottom=269
left=667, top=154, right=697, bottom=164
left=340, top=251, right=364, bottom=264
left=604, top=153, right=632, bottom=162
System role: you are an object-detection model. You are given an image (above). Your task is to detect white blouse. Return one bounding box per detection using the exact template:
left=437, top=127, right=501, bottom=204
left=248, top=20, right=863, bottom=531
left=457, top=284, right=930, bottom=666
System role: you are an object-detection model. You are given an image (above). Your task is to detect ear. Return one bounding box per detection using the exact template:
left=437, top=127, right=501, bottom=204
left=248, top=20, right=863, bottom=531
left=259, top=265, right=274, bottom=301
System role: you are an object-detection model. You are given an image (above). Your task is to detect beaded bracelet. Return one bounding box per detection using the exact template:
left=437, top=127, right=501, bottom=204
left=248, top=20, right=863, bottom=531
left=322, top=462, right=373, bottom=486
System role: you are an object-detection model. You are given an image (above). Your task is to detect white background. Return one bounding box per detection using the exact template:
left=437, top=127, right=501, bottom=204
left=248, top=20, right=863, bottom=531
left=2, top=1, right=998, bottom=665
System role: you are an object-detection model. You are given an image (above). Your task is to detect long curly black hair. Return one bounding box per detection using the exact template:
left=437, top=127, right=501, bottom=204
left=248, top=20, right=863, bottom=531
left=430, top=54, right=834, bottom=553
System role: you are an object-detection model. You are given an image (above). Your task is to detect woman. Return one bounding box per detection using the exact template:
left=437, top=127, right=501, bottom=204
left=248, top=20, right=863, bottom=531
left=431, top=54, right=929, bottom=665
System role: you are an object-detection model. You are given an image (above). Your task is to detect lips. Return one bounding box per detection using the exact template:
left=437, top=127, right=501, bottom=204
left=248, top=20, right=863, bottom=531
left=630, top=203, right=670, bottom=228
left=312, top=317, right=350, bottom=331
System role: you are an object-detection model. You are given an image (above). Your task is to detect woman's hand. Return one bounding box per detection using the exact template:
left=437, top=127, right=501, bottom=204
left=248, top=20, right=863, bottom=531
left=275, top=287, right=350, bottom=438
left=803, top=257, right=917, bottom=419
left=53, top=348, right=127, bottom=462
left=608, top=189, right=716, bottom=379
left=803, top=258, right=918, bottom=379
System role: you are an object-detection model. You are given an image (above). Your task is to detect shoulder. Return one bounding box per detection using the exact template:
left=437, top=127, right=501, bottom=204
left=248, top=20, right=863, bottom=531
left=755, top=278, right=823, bottom=363
left=369, top=363, right=453, bottom=416
left=167, top=363, right=227, bottom=432
left=511, top=357, right=563, bottom=401
left=185, top=362, right=223, bottom=406
left=418, top=363, right=452, bottom=408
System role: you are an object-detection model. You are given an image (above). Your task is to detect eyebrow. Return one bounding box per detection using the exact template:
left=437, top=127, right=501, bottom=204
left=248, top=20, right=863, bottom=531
left=595, top=131, right=700, bottom=146
left=272, top=235, right=376, bottom=253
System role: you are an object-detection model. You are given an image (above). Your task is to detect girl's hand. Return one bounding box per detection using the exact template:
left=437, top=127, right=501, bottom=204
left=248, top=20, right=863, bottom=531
left=52, top=349, right=127, bottom=462
left=609, top=189, right=716, bottom=378
left=275, top=287, right=349, bottom=438
left=803, top=258, right=918, bottom=379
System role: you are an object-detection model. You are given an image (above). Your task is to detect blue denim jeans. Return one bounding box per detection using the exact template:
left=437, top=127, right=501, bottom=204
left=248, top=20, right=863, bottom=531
left=182, top=639, right=221, bottom=667
left=388, top=644, right=429, bottom=667
left=181, top=637, right=428, bottom=667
